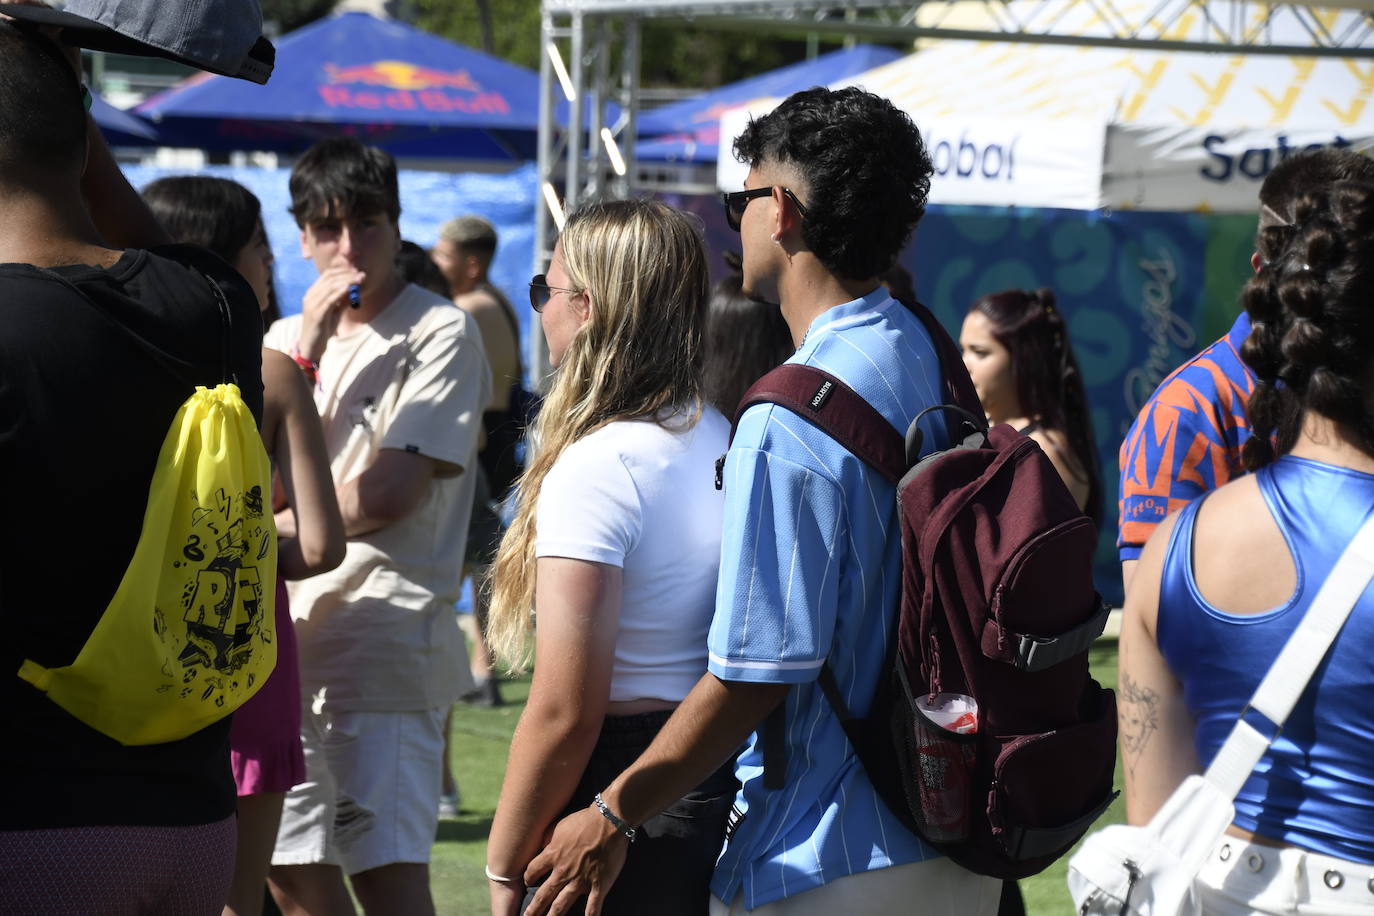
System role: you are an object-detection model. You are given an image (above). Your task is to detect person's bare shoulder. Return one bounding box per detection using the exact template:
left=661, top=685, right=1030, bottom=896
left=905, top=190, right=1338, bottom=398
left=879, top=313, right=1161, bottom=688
left=456, top=287, right=519, bottom=363
left=1028, top=426, right=1091, bottom=507
left=261, top=346, right=302, bottom=386
left=1193, top=474, right=1294, bottom=613
left=454, top=287, right=503, bottom=316
left=260, top=346, right=313, bottom=454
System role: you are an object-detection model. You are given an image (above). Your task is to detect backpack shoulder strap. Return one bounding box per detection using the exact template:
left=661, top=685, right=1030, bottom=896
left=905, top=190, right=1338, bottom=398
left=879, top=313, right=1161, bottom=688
left=731, top=298, right=981, bottom=792
left=731, top=364, right=906, bottom=486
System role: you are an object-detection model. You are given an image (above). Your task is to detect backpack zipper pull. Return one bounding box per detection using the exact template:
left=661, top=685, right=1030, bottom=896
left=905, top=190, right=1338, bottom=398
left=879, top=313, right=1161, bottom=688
left=715, top=453, right=726, bottom=491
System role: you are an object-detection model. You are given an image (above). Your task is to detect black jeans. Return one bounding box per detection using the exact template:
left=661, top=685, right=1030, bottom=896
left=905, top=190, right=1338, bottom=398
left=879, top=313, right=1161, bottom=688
left=538, top=709, right=739, bottom=916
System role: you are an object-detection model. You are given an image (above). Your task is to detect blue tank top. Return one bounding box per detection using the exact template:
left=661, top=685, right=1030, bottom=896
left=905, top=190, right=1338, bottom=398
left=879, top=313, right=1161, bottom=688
left=1158, top=455, right=1374, bottom=863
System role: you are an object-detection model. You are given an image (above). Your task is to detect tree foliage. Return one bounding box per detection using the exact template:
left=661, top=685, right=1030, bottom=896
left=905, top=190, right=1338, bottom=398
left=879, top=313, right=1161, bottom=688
left=260, top=0, right=338, bottom=34
left=410, top=0, right=882, bottom=91
left=413, top=0, right=539, bottom=63
left=262, top=0, right=894, bottom=92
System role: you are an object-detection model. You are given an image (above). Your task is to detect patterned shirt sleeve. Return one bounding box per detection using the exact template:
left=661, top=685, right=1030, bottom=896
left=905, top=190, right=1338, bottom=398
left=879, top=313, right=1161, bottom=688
left=1118, top=344, right=1253, bottom=561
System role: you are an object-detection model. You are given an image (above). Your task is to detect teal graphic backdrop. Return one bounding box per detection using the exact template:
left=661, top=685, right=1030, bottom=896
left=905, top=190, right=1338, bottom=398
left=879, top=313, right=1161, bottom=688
left=908, top=205, right=1257, bottom=605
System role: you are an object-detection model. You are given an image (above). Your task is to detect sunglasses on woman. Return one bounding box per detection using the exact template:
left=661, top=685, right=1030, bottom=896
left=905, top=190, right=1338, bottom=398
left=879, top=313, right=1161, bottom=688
left=529, top=274, right=579, bottom=313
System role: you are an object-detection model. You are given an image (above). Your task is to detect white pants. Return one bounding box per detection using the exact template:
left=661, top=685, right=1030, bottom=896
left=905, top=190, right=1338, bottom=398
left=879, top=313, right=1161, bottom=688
left=272, top=704, right=446, bottom=875
left=1196, top=836, right=1374, bottom=915
left=708, top=857, right=1001, bottom=916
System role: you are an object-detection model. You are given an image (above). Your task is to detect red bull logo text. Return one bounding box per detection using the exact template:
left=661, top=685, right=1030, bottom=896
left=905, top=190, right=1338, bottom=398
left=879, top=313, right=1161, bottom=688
left=319, top=60, right=509, bottom=115
left=325, top=61, right=482, bottom=91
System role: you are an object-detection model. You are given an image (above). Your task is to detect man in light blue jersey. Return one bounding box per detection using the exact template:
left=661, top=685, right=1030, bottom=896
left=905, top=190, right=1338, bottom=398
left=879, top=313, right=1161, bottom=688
left=520, top=87, right=1001, bottom=916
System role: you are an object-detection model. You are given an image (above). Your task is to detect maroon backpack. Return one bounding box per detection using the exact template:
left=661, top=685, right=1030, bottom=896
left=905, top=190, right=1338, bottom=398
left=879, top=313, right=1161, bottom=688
left=731, top=301, right=1117, bottom=880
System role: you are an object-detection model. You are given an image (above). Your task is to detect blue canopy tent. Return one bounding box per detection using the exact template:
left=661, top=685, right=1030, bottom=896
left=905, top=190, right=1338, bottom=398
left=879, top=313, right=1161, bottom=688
left=135, top=12, right=571, bottom=161
left=92, top=92, right=160, bottom=146
left=635, top=44, right=903, bottom=164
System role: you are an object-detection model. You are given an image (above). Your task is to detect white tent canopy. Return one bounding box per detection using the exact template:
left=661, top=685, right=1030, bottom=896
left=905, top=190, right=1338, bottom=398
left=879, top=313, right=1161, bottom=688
left=718, top=1, right=1374, bottom=212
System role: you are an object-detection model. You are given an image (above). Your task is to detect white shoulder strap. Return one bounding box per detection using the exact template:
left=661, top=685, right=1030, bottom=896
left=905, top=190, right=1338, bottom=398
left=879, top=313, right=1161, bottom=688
left=1205, top=513, right=1374, bottom=798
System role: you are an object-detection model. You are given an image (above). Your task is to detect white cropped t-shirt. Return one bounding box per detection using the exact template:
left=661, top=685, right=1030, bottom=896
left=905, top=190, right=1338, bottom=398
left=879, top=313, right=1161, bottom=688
left=535, top=406, right=729, bottom=704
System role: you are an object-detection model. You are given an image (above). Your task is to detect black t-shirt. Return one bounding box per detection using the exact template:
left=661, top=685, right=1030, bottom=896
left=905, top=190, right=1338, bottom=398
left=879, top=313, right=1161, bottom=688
left=0, top=245, right=264, bottom=829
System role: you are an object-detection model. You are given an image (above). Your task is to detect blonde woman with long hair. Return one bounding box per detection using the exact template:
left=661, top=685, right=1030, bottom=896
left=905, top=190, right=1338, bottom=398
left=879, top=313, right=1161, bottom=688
left=484, top=200, right=736, bottom=916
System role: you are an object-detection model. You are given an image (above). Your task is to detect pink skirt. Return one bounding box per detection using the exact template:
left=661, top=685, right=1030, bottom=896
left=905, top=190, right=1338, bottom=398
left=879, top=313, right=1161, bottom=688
left=229, top=579, right=305, bottom=796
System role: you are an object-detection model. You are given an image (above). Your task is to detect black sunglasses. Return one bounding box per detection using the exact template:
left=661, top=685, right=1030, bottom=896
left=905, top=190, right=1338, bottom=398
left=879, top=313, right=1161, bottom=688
left=529, top=273, right=579, bottom=313
left=721, top=186, right=809, bottom=232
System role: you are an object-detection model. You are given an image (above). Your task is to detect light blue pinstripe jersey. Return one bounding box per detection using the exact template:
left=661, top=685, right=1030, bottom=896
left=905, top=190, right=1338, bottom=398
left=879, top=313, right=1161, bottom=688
left=707, top=288, right=947, bottom=908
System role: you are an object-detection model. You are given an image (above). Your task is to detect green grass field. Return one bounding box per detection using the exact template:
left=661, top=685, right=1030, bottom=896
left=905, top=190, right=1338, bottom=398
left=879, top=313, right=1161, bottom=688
left=434, top=641, right=1123, bottom=915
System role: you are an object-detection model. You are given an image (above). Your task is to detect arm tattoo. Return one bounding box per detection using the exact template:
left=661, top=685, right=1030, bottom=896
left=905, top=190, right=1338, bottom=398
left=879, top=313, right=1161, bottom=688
left=1120, top=671, right=1161, bottom=780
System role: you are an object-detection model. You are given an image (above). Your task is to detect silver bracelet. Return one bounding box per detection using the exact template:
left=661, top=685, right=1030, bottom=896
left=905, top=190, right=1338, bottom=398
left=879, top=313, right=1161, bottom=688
left=593, top=792, right=637, bottom=842
left=485, top=864, right=522, bottom=885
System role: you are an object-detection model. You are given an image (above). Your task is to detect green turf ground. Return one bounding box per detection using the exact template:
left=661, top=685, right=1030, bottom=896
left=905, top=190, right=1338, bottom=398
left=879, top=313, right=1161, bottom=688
left=434, top=641, right=1123, bottom=915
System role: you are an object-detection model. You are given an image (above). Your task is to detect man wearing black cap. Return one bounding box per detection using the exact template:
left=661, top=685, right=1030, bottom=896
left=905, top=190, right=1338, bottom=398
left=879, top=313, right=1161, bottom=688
left=0, top=7, right=272, bottom=911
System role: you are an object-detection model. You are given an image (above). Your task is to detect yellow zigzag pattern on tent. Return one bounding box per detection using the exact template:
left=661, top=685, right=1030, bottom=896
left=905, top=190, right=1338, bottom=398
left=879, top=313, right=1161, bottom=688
left=1170, top=57, right=1245, bottom=126
left=855, top=1, right=1373, bottom=131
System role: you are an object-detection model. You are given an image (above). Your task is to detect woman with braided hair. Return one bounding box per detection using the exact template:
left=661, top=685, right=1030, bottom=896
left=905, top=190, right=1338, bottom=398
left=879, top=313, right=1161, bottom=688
left=959, top=287, right=1102, bottom=527
left=1117, top=180, right=1374, bottom=915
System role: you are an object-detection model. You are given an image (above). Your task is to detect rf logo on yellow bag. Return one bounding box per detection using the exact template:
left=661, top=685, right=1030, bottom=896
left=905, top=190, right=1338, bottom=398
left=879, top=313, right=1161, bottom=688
left=20, top=384, right=278, bottom=745
left=168, top=481, right=273, bottom=704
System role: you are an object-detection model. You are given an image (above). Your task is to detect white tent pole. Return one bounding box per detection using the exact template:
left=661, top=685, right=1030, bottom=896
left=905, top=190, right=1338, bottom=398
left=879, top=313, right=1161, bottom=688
left=565, top=12, right=586, bottom=215
left=587, top=17, right=609, bottom=201
left=616, top=17, right=640, bottom=200
left=531, top=9, right=560, bottom=388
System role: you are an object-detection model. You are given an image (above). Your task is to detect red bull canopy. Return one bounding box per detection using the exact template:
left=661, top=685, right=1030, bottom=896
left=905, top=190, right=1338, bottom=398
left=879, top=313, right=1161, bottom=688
left=136, top=11, right=570, bottom=160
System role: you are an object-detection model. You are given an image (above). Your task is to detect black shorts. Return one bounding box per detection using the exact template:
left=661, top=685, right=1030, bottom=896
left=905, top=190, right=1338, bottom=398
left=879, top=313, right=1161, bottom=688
left=540, top=710, right=740, bottom=916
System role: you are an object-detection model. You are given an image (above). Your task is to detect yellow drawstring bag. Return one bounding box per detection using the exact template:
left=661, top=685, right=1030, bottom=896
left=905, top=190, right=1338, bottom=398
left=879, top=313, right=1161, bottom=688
left=19, top=383, right=278, bottom=746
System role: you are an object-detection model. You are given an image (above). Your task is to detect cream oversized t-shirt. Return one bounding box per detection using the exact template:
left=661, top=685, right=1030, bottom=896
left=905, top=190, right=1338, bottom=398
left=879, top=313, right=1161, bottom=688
left=266, top=284, right=491, bottom=711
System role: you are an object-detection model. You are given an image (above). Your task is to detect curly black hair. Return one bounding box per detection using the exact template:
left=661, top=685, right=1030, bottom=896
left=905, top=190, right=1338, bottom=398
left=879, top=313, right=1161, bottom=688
left=732, top=87, right=933, bottom=282
left=1240, top=180, right=1374, bottom=470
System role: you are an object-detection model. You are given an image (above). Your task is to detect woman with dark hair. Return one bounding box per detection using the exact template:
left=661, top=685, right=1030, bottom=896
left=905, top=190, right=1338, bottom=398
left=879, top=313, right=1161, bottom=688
left=959, top=288, right=1102, bottom=526
left=142, top=176, right=277, bottom=327
left=1118, top=181, right=1374, bottom=915
left=143, top=176, right=345, bottom=916
left=702, top=252, right=794, bottom=417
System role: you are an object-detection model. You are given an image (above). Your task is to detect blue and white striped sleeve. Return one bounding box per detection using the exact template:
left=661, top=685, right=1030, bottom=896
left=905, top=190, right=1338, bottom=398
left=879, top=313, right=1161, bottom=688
left=708, top=415, right=845, bottom=685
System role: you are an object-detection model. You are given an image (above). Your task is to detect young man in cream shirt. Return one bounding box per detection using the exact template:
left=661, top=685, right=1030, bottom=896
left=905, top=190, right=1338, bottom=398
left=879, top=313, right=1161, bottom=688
left=264, top=137, right=490, bottom=916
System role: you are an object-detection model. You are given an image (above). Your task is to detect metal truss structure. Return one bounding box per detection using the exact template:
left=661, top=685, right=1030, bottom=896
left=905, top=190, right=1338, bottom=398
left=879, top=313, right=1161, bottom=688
left=527, top=0, right=1374, bottom=378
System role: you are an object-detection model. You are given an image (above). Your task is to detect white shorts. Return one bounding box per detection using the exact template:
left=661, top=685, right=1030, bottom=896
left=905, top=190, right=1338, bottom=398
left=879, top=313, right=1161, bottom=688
left=708, top=857, right=1001, bottom=916
left=271, top=703, right=446, bottom=875
left=1196, top=835, right=1374, bottom=915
